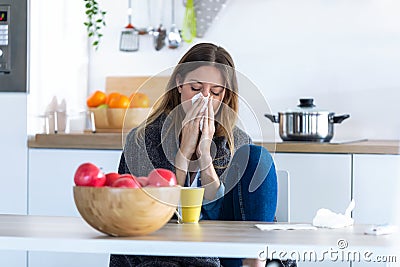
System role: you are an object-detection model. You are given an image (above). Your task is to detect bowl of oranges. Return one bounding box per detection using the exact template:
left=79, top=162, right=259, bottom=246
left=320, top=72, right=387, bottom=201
left=87, top=91, right=151, bottom=130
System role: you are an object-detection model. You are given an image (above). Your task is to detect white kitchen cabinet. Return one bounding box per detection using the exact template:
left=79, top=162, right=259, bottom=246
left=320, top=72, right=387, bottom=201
left=28, top=148, right=122, bottom=267
left=0, top=251, right=27, bottom=267
left=273, top=153, right=352, bottom=267
left=27, top=252, right=108, bottom=267
left=0, top=94, right=27, bottom=215
left=28, top=148, right=121, bottom=216
left=0, top=94, right=28, bottom=267
left=273, top=153, right=352, bottom=223
left=353, top=154, right=400, bottom=224
left=352, top=154, right=400, bottom=267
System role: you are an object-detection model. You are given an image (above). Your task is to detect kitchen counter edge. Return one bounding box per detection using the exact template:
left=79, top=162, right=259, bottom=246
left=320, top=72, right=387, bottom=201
left=27, top=134, right=400, bottom=155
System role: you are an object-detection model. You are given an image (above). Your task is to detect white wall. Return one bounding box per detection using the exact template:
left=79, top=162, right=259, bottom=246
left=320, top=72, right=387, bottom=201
left=89, top=0, right=400, bottom=141
left=28, top=0, right=88, bottom=133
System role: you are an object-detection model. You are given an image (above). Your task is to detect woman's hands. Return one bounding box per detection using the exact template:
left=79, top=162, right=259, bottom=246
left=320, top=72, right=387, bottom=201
left=176, top=96, right=220, bottom=200
left=195, top=97, right=220, bottom=200
left=175, top=96, right=207, bottom=185
left=180, top=96, right=215, bottom=161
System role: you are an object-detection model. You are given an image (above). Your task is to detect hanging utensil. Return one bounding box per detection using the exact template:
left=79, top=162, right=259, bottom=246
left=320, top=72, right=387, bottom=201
left=154, top=24, right=167, bottom=51
left=119, top=0, right=139, bottom=52
left=181, top=0, right=196, bottom=43
left=168, top=0, right=182, bottom=49
left=153, top=0, right=167, bottom=51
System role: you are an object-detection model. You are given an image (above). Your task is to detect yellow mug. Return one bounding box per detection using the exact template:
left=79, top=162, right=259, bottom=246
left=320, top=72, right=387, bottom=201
left=178, top=187, right=204, bottom=223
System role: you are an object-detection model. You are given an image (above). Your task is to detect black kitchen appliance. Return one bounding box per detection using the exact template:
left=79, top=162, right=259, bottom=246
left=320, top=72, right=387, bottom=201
left=0, top=0, right=27, bottom=92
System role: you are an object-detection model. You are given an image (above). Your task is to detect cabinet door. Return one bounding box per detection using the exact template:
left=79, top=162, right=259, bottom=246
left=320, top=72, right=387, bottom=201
left=28, top=149, right=121, bottom=216
left=353, top=154, right=400, bottom=225
left=0, top=94, right=28, bottom=266
left=0, top=94, right=27, bottom=215
left=28, top=252, right=109, bottom=267
left=273, top=153, right=352, bottom=223
left=352, top=154, right=400, bottom=267
left=28, top=148, right=121, bottom=267
left=0, top=251, right=27, bottom=267
left=273, top=153, right=352, bottom=267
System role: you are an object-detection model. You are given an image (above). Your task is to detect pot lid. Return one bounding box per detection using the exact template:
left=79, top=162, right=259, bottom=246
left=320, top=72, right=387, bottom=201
left=284, top=98, right=330, bottom=113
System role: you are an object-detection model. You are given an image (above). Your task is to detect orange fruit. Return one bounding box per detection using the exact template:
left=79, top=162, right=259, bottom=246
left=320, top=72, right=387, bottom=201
left=87, top=90, right=107, bottom=108
left=105, top=92, right=121, bottom=105
left=108, top=94, right=130, bottom=109
left=129, top=93, right=150, bottom=108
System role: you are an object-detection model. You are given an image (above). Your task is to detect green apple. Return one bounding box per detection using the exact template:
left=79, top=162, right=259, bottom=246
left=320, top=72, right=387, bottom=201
left=97, top=104, right=109, bottom=109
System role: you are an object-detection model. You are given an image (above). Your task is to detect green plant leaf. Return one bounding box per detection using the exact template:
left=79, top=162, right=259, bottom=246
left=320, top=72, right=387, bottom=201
left=84, top=0, right=106, bottom=51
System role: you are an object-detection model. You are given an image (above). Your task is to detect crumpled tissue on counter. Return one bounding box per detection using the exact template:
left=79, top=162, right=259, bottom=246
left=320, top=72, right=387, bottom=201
left=312, top=199, right=355, bottom=228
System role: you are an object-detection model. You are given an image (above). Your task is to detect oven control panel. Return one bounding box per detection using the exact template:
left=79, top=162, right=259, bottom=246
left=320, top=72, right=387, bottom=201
left=0, top=5, right=10, bottom=73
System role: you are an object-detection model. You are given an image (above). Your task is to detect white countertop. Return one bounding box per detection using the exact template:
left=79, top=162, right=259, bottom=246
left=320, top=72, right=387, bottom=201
left=0, top=215, right=398, bottom=261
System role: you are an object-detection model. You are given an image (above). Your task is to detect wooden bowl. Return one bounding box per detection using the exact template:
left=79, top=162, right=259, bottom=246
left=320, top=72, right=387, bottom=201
left=107, top=107, right=151, bottom=128
left=73, top=186, right=181, bottom=236
left=89, top=107, right=109, bottom=129
left=89, top=107, right=151, bottom=130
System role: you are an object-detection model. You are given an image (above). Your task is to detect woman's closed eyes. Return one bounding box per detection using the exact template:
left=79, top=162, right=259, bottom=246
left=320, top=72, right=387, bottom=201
left=187, top=82, right=225, bottom=96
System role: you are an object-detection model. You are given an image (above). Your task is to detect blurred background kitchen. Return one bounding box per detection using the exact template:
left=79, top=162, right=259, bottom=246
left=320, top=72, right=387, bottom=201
left=28, top=0, right=400, bottom=141
left=1, top=1, right=398, bottom=266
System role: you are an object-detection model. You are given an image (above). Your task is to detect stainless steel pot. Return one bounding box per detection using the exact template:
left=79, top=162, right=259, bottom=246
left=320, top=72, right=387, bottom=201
left=265, top=98, right=350, bottom=142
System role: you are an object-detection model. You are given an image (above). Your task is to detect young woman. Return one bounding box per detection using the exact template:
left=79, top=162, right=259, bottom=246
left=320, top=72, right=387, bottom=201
left=110, top=43, right=292, bottom=267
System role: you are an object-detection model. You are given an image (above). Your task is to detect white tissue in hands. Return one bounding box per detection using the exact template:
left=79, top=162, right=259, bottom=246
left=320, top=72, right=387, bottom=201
left=191, top=92, right=209, bottom=131
left=192, top=92, right=209, bottom=112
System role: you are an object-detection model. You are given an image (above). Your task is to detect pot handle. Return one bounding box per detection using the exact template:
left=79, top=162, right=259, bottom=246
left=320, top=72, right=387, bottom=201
left=333, top=114, right=350, bottom=123
left=264, top=114, right=279, bottom=123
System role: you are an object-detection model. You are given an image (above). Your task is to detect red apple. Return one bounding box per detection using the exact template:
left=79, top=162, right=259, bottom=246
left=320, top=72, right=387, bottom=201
left=147, top=168, right=177, bottom=187
left=74, top=162, right=106, bottom=187
left=119, top=173, right=135, bottom=180
left=105, top=172, right=120, bottom=186
left=112, top=177, right=141, bottom=188
left=136, top=176, right=149, bottom=187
